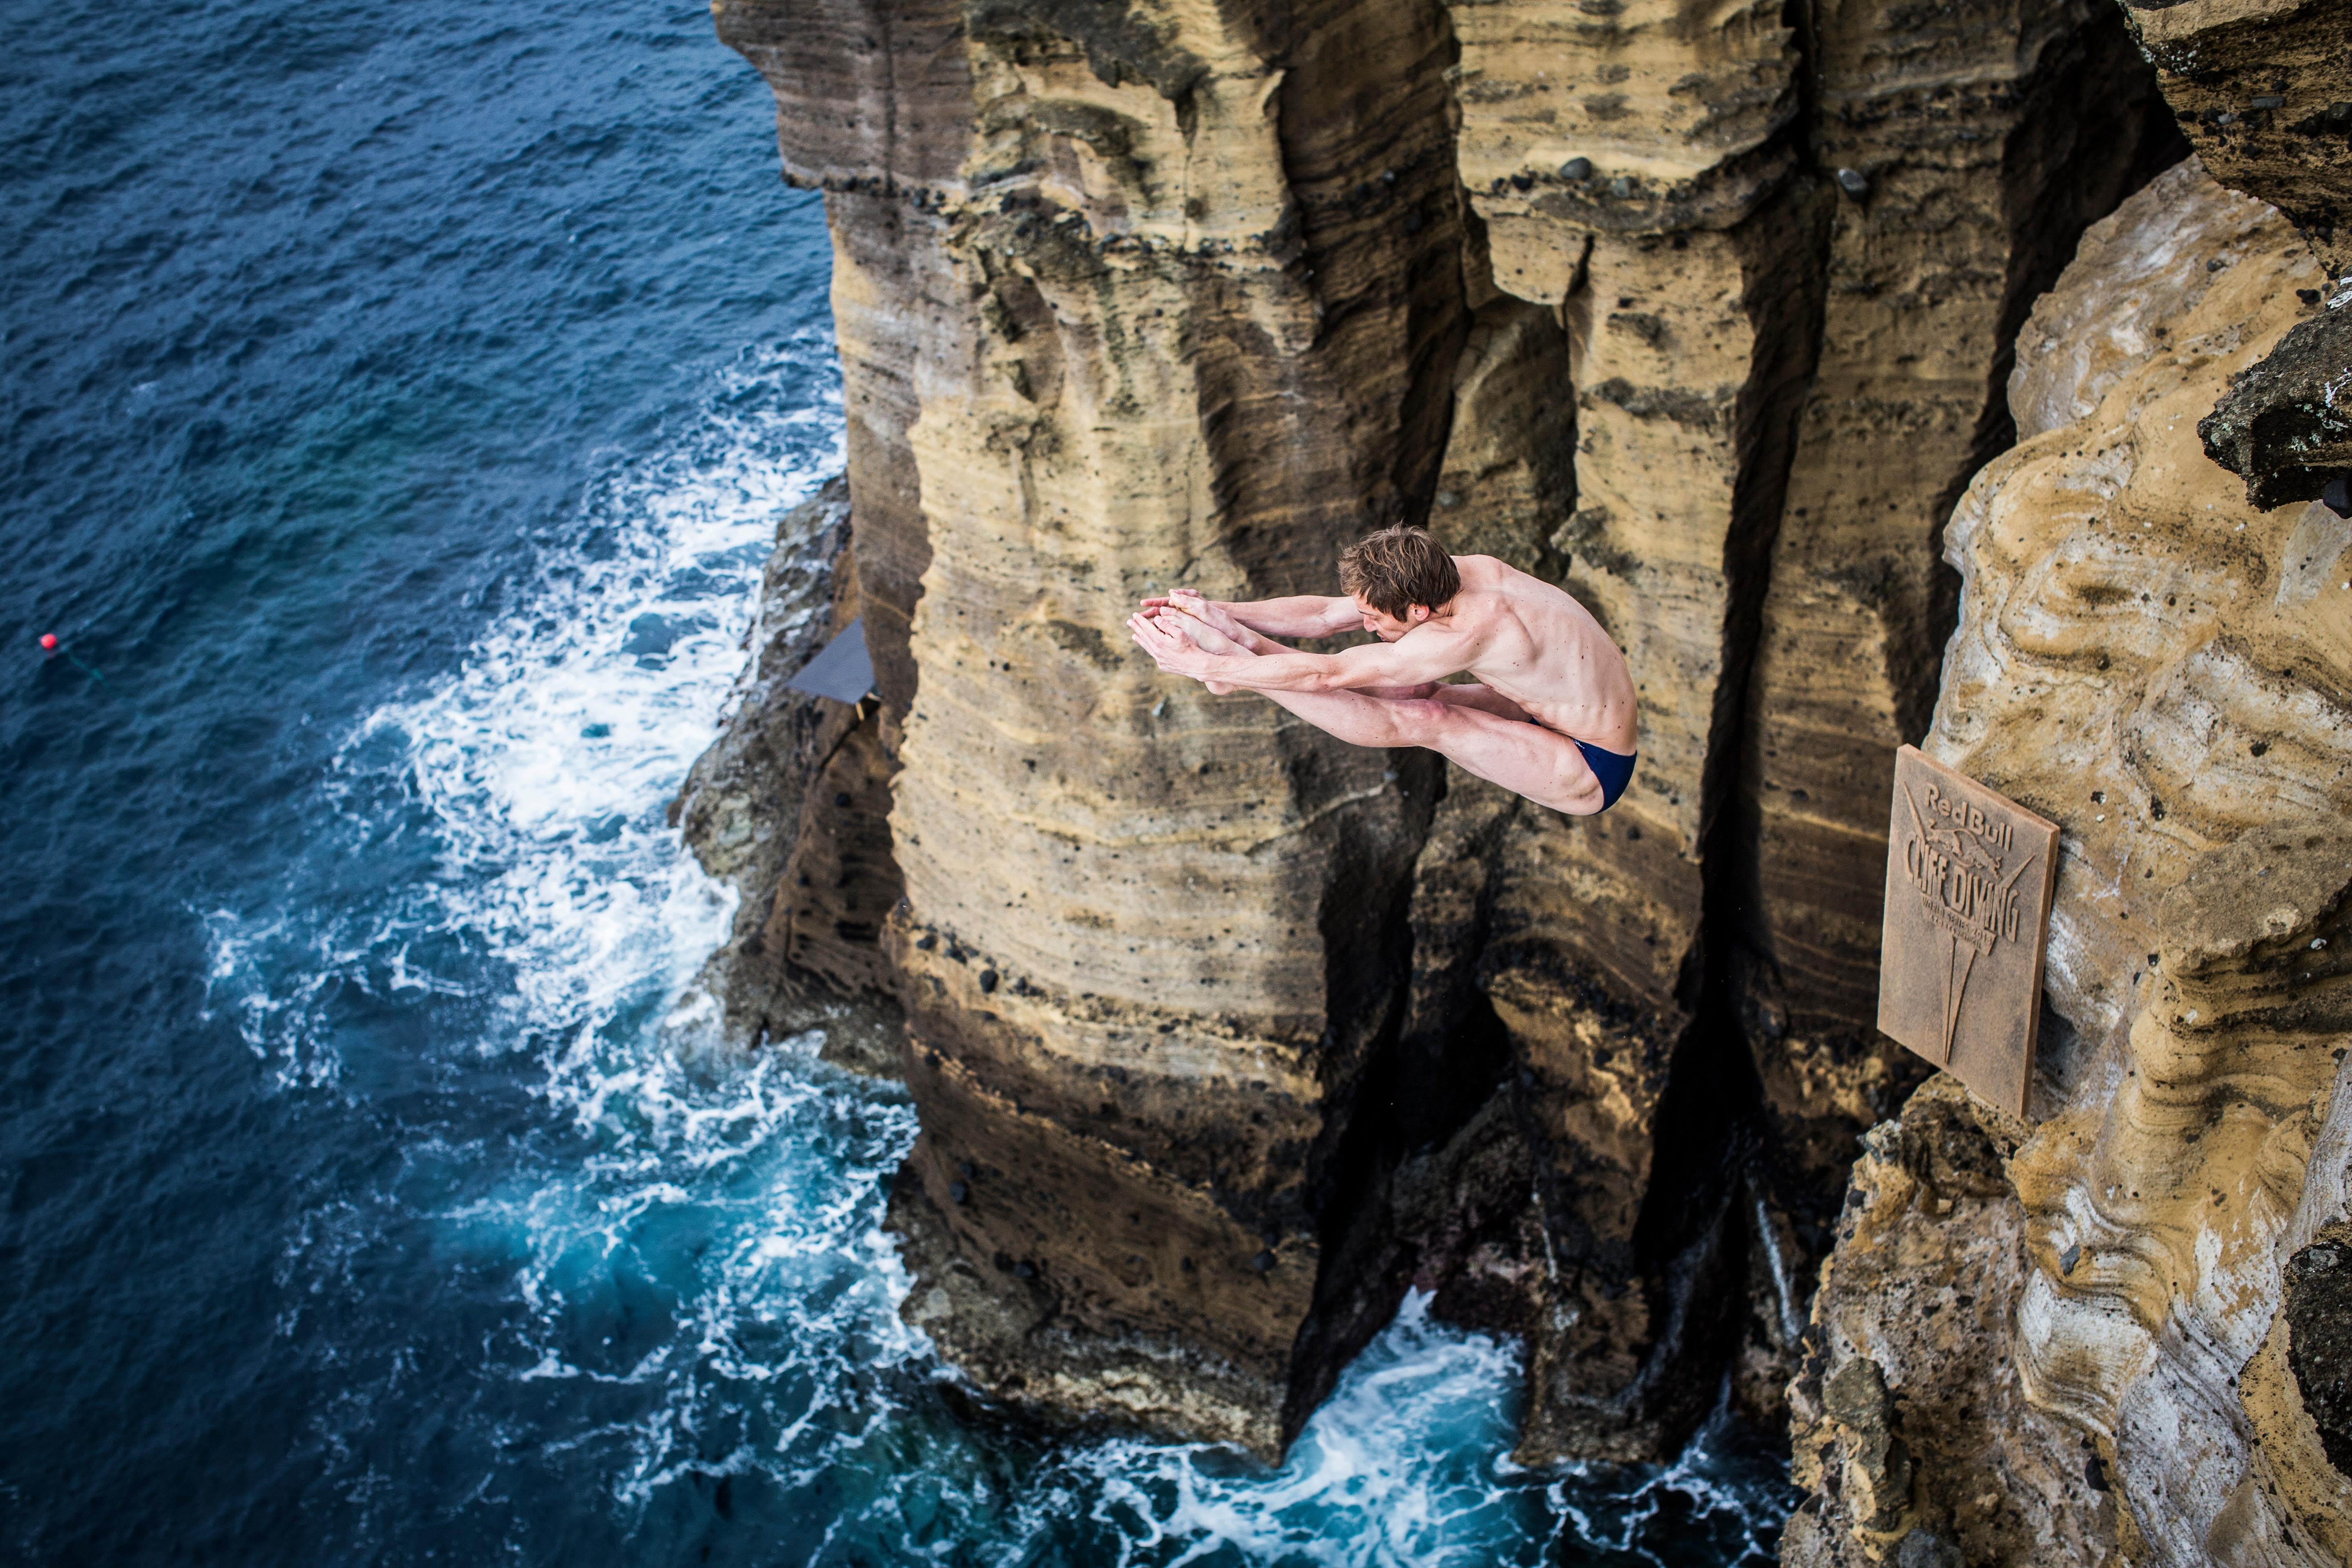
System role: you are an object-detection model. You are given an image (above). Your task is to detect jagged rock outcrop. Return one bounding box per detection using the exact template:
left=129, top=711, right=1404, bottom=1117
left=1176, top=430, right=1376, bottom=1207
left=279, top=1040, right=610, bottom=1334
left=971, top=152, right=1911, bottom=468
left=2117, top=0, right=2350, bottom=279
left=1785, top=157, right=2352, bottom=1565
left=671, top=477, right=908, bottom=1075
left=701, top=0, right=2194, bottom=1466
left=1782, top=1080, right=2119, bottom=1566
left=2202, top=305, right=2352, bottom=509
left=2120, top=0, right=2352, bottom=515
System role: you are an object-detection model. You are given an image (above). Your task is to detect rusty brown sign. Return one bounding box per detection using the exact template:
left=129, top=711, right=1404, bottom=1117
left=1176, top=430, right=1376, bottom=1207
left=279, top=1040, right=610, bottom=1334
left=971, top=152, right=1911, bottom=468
left=1877, top=745, right=2060, bottom=1118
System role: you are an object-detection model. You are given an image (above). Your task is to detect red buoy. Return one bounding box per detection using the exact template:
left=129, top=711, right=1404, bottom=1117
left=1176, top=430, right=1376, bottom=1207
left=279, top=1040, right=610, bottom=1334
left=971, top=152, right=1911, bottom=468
left=39, top=633, right=58, bottom=652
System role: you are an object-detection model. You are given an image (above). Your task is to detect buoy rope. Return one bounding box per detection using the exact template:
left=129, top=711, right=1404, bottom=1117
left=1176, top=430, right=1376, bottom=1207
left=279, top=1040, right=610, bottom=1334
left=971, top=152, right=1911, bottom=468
left=37, top=633, right=141, bottom=710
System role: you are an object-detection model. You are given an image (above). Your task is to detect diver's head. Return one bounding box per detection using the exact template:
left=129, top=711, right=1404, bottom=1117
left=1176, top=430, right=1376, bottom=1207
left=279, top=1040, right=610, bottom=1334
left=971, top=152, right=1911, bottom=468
left=1339, top=525, right=1459, bottom=641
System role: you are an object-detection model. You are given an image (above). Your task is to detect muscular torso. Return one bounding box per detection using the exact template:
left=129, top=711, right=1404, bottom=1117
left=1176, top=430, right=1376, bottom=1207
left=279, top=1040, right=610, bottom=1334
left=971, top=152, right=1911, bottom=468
left=1430, top=555, right=1638, bottom=753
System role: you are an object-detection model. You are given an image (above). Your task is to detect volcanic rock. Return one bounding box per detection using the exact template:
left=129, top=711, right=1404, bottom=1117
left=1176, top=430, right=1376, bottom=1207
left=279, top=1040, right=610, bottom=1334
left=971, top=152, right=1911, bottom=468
left=1784, top=158, right=2352, bottom=1566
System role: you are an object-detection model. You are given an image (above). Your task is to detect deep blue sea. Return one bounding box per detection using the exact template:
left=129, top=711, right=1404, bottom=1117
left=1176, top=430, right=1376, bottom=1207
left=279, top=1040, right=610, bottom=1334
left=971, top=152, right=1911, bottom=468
left=0, top=0, right=1793, bottom=1561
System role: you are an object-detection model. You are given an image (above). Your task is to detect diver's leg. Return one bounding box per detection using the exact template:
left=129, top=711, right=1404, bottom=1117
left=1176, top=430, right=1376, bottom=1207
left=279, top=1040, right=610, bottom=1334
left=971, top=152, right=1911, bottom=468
left=1250, top=685, right=1436, bottom=747
left=1425, top=682, right=1534, bottom=722
left=1381, top=699, right=1609, bottom=815
left=1250, top=686, right=1606, bottom=814
left=1149, top=608, right=1435, bottom=742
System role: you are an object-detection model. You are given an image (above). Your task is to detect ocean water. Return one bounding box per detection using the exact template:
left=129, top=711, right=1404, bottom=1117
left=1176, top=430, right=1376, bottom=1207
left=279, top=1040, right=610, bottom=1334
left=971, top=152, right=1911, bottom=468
left=0, top=0, right=1795, bottom=1561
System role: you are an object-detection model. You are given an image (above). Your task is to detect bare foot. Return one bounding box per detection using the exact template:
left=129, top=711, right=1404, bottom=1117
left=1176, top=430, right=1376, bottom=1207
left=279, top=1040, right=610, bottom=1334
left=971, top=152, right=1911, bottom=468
left=1163, top=610, right=1245, bottom=695
left=1161, top=589, right=1256, bottom=649
left=1161, top=604, right=1250, bottom=658
left=1127, top=608, right=1246, bottom=694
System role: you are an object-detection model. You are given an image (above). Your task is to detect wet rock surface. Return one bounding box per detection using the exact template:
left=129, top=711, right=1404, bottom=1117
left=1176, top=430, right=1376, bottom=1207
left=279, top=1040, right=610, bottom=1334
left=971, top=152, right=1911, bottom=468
left=2201, top=304, right=2352, bottom=509
left=2286, top=1221, right=2352, bottom=1477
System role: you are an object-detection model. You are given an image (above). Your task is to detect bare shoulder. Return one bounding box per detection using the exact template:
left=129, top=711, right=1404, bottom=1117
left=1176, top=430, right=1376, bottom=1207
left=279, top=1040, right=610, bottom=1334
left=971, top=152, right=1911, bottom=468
left=1448, top=553, right=1511, bottom=587
left=1447, top=554, right=1570, bottom=626
left=1453, top=553, right=1572, bottom=608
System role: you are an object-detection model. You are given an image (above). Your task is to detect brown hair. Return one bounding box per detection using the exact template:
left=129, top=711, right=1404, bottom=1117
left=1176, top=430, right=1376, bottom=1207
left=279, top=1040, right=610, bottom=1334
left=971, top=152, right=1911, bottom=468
left=1338, top=526, right=1460, bottom=618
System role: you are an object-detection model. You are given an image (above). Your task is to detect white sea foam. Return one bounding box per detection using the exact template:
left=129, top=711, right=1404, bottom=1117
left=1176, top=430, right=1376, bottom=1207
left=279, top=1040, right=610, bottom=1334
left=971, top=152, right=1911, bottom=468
left=332, top=330, right=920, bottom=1497
left=354, top=335, right=843, bottom=1057
left=1038, top=1292, right=1538, bottom=1568
left=199, top=330, right=951, bottom=1529
left=202, top=335, right=840, bottom=1090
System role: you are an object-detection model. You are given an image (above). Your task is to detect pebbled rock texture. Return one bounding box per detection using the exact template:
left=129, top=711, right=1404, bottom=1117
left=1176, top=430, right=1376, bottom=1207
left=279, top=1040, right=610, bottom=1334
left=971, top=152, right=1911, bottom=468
left=1785, top=158, right=2352, bottom=1566
left=1784, top=1080, right=2125, bottom=1566
left=2116, top=0, right=2352, bottom=278
left=2284, top=1219, right=2352, bottom=1477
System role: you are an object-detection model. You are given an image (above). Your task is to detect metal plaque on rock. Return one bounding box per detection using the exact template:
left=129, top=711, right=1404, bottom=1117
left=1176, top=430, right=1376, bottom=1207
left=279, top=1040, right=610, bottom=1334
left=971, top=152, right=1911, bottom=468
left=1877, top=745, right=2060, bottom=1118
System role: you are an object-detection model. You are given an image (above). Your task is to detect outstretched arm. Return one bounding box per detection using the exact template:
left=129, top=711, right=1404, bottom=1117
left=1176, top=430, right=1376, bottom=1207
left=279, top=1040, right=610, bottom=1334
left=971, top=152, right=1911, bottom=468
left=1130, top=613, right=1472, bottom=694
left=1150, top=597, right=1439, bottom=699
left=1140, top=588, right=1360, bottom=640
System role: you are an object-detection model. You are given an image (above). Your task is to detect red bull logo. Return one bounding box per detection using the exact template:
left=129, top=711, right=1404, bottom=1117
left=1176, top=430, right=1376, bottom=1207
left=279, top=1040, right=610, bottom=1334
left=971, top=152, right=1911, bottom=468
left=1899, top=779, right=2042, bottom=1060
left=1877, top=746, right=2058, bottom=1119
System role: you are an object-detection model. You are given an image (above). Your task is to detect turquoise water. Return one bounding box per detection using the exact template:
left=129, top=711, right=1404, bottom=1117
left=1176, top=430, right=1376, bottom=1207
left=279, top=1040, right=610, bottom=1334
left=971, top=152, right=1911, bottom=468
left=0, top=0, right=1792, bottom=1559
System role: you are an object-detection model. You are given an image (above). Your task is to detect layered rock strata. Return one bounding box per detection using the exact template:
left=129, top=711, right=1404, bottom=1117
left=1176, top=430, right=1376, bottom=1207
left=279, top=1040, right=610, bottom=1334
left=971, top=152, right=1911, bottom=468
left=1418, top=0, right=2182, bottom=1457
left=1784, top=158, right=2352, bottom=1565
left=705, top=0, right=2185, bottom=1466
left=1733, top=0, right=2177, bottom=1249
left=1439, top=10, right=1831, bottom=1453
left=726, top=0, right=1471, bottom=1458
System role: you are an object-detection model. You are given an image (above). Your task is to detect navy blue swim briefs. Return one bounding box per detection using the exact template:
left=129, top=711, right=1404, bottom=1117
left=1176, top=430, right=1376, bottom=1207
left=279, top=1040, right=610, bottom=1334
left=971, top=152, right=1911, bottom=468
left=1573, top=739, right=1637, bottom=811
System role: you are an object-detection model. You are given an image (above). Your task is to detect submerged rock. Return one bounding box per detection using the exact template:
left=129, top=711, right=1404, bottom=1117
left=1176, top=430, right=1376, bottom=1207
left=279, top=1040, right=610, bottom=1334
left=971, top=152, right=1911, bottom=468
left=670, top=475, right=906, bottom=1076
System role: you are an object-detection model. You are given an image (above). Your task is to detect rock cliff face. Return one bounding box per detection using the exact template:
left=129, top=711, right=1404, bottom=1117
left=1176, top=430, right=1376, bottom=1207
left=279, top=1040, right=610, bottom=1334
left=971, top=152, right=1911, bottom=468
left=688, top=0, right=2351, bottom=1501
left=1783, top=158, right=2352, bottom=1565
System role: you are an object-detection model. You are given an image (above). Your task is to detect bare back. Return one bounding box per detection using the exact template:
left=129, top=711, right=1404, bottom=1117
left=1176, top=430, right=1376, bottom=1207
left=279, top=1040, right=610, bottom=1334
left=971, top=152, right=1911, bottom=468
left=1430, top=556, right=1637, bottom=753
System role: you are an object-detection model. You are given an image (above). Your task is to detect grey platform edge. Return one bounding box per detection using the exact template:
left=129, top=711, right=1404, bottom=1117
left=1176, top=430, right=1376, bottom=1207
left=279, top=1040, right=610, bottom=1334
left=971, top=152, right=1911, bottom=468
left=785, top=617, right=874, bottom=704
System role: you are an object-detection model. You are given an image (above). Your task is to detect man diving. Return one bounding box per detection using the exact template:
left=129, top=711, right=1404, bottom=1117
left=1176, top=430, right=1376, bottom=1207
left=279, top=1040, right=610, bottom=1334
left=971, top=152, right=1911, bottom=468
left=1126, top=524, right=1638, bottom=816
